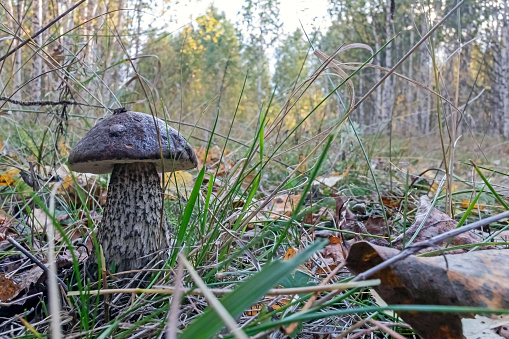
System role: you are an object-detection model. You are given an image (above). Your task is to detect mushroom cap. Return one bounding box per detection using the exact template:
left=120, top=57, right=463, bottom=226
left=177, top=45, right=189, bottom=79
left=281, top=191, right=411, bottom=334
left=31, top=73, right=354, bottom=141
left=68, top=111, right=198, bottom=174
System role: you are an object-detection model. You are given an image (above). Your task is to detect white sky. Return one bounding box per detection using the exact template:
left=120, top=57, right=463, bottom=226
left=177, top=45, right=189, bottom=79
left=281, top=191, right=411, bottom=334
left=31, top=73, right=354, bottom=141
left=151, top=0, right=332, bottom=37
left=142, top=0, right=332, bottom=72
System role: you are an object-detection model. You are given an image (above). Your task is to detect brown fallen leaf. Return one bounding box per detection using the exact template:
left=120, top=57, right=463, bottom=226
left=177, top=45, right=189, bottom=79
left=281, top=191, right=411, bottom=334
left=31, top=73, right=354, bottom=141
left=283, top=248, right=297, bottom=260
left=463, top=315, right=509, bottom=339
left=320, top=236, right=346, bottom=269
left=346, top=241, right=509, bottom=339
left=17, top=266, right=44, bottom=292
left=0, top=274, right=20, bottom=302
left=393, top=196, right=489, bottom=254
left=195, top=146, right=235, bottom=177
left=267, top=194, right=302, bottom=218
left=333, top=196, right=356, bottom=231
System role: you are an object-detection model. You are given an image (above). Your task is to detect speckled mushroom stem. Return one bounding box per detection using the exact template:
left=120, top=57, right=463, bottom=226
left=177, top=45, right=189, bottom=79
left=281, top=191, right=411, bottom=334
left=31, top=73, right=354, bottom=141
left=99, top=162, right=171, bottom=272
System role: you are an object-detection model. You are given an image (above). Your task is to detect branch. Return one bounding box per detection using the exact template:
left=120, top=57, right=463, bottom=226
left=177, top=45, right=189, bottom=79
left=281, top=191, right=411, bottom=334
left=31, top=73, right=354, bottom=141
left=0, top=0, right=86, bottom=63
left=353, top=209, right=509, bottom=281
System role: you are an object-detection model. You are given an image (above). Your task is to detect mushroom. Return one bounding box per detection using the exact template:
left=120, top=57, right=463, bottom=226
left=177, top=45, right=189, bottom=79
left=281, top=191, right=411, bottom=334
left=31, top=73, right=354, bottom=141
left=68, top=109, right=197, bottom=272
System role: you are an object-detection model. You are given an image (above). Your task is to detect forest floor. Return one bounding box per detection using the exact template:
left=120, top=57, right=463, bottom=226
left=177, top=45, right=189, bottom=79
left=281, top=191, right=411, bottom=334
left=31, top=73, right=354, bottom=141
left=2, top=119, right=509, bottom=338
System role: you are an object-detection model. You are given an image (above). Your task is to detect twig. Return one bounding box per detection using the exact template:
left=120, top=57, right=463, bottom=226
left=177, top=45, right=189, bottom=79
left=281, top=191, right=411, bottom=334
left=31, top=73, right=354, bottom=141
left=354, top=209, right=509, bottom=281
left=179, top=254, right=249, bottom=339
left=0, top=0, right=86, bottom=62
left=7, top=237, right=68, bottom=292
left=166, top=260, right=184, bottom=339
left=286, top=262, right=346, bottom=334
left=0, top=96, right=103, bottom=108
left=47, top=182, right=63, bottom=339
left=0, top=292, right=43, bottom=307
left=368, top=319, right=406, bottom=339
left=335, top=314, right=375, bottom=339
left=67, top=280, right=380, bottom=297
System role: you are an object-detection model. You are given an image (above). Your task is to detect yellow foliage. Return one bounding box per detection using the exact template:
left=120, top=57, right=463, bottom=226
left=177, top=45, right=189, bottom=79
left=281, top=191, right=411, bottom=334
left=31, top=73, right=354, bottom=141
left=460, top=199, right=485, bottom=211
left=164, top=171, right=193, bottom=188
left=0, top=169, right=20, bottom=186
left=59, top=139, right=70, bottom=157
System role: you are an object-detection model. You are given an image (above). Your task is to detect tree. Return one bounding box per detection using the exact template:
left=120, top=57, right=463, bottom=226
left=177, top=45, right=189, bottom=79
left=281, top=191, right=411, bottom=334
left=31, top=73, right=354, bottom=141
left=241, top=0, right=282, bottom=112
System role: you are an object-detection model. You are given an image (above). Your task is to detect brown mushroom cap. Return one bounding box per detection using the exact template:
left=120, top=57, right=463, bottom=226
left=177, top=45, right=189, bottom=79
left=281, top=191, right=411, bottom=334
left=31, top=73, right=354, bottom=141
left=68, top=111, right=198, bottom=174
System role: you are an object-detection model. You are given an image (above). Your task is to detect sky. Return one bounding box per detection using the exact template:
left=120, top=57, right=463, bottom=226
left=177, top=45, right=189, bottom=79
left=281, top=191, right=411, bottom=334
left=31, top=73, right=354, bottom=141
left=151, top=0, right=332, bottom=37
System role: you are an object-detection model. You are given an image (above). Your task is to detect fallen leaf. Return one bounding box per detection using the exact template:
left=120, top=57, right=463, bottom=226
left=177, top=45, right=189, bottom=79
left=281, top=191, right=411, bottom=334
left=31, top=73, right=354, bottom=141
left=346, top=241, right=509, bottom=339
left=321, top=235, right=346, bottom=268
left=58, top=139, right=70, bottom=157
left=17, top=266, right=44, bottom=292
left=164, top=171, right=193, bottom=187
left=267, top=194, right=301, bottom=218
left=29, top=208, right=50, bottom=233
left=463, top=315, right=509, bottom=339
left=283, top=248, right=297, bottom=260
left=195, top=146, right=235, bottom=176
left=333, top=196, right=356, bottom=231
left=313, top=173, right=342, bottom=187
left=461, top=199, right=486, bottom=211
left=393, top=196, right=489, bottom=253
left=0, top=274, right=20, bottom=302
left=0, top=169, right=20, bottom=186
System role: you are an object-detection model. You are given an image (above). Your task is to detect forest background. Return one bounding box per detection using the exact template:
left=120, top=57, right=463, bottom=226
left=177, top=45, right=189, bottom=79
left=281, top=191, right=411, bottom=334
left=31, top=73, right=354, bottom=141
left=2, top=0, right=508, bottom=145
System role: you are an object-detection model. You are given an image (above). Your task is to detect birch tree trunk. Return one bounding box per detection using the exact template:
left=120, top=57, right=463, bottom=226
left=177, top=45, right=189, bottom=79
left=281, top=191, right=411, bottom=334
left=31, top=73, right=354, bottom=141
left=406, top=27, right=416, bottom=134
left=371, top=20, right=382, bottom=132
left=380, top=2, right=395, bottom=129
left=502, top=0, right=509, bottom=137
left=419, top=18, right=431, bottom=134
left=13, top=0, right=23, bottom=102
left=30, top=0, right=43, bottom=102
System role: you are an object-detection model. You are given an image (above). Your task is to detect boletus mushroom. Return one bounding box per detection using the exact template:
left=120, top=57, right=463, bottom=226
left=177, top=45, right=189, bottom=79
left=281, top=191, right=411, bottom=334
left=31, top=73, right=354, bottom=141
left=68, top=109, right=197, bottom=272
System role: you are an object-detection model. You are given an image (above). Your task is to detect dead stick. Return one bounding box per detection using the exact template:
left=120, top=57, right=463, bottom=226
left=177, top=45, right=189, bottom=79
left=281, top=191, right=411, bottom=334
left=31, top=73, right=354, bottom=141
left=354, top=209, right=509, bottom=281
left=0, top=0, right=86, bottom=62
left=7, top=237, right=68, bottom=292
left=311, top=209, right=509, bottom=308
left=67, top=280, right=380, bottom=297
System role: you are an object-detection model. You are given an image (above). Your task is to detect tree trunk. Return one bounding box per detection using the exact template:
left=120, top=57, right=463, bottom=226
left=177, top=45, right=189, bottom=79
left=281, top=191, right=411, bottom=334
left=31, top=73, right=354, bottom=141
left=371, top=17, right=382, bottom=132
left=257, top=41, right=263, bottom=111
left=502, top=0, right=509, bottom=137
left=13, top=0, right=23, bottom=102
left=99, top=162, right=171, bottom=273
left=419, top=18, right=431, bottom=134
left=406, top=27, right=416, bottom=134
left=31, top=0, right=43, bottom=103
left=381, top=2, right=395, bottom=129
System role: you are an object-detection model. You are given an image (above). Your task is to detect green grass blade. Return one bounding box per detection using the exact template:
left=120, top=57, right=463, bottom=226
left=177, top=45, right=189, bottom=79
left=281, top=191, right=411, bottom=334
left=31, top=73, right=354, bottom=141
left=180, top=240, right=327, bottom=339
left=472, top=161, right=509, bottom=210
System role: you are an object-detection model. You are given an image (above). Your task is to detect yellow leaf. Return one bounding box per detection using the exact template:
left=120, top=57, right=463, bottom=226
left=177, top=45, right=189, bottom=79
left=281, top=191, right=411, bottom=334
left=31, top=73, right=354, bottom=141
left=0, top=169, right=19, bottom=186
left=283, top=248, right=297, bottom=260
left=62, top=175, right=74, bottom=190
left=59, top=139, right=70, bottom=156
left=164, top=171, right=193, bottom=188
left=460, top=199, right=485, bottom=210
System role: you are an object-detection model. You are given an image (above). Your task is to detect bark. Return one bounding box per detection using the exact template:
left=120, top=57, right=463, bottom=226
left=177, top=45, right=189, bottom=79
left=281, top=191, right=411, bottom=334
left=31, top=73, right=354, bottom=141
left=502, top=0, right=509, bottom=137
left=358, top=76, right=364, bottom=125
left=371, top=18, right=382, bottom=131
left=111, top=0, right=124, bottom=90
left=99, top=162, right=171, bottom=272
left=419, top=18, right=431, bottom=134
left=257, top=42, right=263, bottom=111
left=30, top=0, right=42, bottom=102
left=380, top=1, right=396, bottom=129
left=406, top=27, right=416, bottom=134
left=13, top=0, right=23, bottom=102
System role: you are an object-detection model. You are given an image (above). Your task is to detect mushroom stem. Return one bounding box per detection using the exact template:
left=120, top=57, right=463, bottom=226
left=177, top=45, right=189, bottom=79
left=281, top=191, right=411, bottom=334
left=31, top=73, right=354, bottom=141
left=99, top=162, right=170, bottom=272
